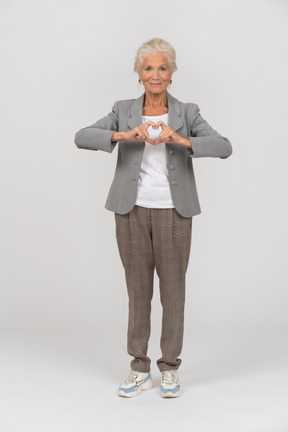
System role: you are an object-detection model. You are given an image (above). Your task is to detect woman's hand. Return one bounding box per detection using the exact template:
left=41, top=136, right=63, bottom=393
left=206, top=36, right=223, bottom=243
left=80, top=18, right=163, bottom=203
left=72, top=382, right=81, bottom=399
left=152, top=121, right=191, bottom=148
left=111, top=121, right=156, bottom=144
left=111, top=121, right=191, bottom=148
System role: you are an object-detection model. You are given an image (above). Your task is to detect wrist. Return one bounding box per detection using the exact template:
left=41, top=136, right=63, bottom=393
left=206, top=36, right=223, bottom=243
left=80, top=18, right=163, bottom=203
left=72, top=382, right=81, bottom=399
left=179, top=137, right=191, bottom=148
left=111, top=131, right=126, bottom=142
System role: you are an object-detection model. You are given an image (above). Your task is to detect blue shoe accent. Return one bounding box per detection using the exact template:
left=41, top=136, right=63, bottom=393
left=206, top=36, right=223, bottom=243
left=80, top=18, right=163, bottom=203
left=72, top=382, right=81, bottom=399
left=144, top=373, right=151, bottom=382
left=118, top=385, right=136, bottom=394
left=160, top=385, right=180, bottom=394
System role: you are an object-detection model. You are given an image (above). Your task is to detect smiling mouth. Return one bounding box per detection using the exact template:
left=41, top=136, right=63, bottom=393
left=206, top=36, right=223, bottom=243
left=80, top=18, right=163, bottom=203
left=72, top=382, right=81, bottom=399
left=150, top=83, right=162, bottom=86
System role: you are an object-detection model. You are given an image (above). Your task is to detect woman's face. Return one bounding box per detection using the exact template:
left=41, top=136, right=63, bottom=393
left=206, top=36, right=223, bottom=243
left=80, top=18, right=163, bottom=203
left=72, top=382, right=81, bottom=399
left=139, top=51, right=172, bottom=96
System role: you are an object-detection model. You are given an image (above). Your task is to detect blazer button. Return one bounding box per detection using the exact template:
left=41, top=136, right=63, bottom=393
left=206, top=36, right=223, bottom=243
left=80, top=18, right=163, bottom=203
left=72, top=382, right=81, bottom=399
left=169, top=165, right=174, bottom=170
left=169, top=150, right=173, bottom=155
left=171, top=180, right=176, bottom=185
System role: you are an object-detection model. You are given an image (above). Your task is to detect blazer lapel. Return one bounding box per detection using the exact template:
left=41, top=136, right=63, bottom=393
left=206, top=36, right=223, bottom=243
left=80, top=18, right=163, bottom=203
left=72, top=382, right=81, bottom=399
left=127, top=91, right=183, bottom=132
left=127, top=93, right=145, bottom=130
left=167, top=92, right=184, bottom=132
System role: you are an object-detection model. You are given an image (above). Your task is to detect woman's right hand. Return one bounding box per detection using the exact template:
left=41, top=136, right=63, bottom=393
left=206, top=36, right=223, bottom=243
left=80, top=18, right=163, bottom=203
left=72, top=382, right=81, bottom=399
left=111, top=121, right=155, bottom=144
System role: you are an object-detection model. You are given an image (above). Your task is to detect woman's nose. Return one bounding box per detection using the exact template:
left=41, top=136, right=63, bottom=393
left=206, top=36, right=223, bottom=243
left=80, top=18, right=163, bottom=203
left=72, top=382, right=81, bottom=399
left=152, top=69, right=159, bottom=79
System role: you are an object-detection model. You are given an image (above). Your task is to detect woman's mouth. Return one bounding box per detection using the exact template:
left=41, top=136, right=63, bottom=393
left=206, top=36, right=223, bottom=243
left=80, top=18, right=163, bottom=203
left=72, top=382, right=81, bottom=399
left=150, top=83, right=162, bottom=87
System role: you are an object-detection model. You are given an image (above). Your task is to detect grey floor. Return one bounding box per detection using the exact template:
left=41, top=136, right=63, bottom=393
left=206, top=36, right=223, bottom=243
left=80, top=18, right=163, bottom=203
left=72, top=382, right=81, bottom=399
left=0, top=328, right=287, bottom=432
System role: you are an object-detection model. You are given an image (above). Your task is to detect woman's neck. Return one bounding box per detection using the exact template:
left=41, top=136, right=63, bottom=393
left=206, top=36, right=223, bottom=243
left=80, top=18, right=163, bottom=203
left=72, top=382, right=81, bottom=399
left=142, top=91, right=168, bottom=116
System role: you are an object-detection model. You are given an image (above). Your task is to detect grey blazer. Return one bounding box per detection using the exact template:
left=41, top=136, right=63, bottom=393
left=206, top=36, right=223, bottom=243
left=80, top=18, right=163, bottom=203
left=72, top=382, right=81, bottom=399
left=74, top=91, right=232, bottom=217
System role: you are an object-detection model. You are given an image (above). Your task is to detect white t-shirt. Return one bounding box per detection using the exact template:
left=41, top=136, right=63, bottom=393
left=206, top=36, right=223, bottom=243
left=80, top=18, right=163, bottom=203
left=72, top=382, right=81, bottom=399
left=135, top=113, right=174, bottom=208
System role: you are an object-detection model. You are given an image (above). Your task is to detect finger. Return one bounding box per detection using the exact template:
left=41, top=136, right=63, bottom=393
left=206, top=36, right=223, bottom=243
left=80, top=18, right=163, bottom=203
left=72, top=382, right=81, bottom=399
left=137, top=126, right=149, bottom=139
left=152, top=138, right=164, bottom=145
left=164, top=136, right=173, bottom=143
left=159, top=129, right=173, bottom=139
left=134, top=128, right=143, bottom=139
left=146, top=138, right=155, bottom=145
left=143, top=121, right=156, bottom=130
left=135, top=128, right=147, bottom=140
left=155, top=120, right=167, bottom=129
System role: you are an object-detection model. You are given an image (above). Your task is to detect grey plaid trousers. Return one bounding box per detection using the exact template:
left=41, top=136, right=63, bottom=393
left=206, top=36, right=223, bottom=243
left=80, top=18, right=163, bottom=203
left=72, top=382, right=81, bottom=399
left=115, top=205, right=192, bottom=372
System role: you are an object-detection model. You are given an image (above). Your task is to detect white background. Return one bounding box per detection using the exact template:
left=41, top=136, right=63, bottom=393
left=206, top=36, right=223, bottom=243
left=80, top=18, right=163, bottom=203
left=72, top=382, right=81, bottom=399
left=0, top=1, right=287, bottom=431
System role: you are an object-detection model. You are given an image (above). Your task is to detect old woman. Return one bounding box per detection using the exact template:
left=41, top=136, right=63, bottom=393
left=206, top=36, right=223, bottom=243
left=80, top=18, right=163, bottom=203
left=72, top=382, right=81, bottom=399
left=74, top=37, right=232, bottom=398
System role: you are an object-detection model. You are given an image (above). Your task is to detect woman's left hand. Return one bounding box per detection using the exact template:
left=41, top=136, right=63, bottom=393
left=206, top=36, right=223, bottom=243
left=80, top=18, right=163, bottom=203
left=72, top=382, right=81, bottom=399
left=152, top=121, right=191, bottom=148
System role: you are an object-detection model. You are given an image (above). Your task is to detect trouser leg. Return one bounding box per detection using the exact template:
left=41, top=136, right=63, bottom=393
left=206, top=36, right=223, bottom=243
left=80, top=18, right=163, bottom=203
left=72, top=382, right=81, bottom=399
left=115, top=206, right=154, bottom=373
left=151, top=208, right=192, bottom=372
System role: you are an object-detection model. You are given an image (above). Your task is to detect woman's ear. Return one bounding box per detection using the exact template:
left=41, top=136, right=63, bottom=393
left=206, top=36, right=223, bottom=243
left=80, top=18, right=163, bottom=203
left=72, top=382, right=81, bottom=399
left=138, top=71, right=142, bottom=84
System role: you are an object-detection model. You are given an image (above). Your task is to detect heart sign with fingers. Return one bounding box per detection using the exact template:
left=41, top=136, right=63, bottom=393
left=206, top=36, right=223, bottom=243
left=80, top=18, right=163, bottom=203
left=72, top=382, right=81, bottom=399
left=146, top=122, right=164, bottom=145
left=145, top=121, right=188, bottom=146
left=121, top=121, right=190, bottom=148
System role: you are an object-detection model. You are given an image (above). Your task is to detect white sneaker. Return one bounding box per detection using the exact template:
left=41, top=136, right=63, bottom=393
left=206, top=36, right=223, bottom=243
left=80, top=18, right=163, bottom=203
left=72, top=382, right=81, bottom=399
left=118, top=369, right=153, bottom=398
left=160, top=370, right=180, bottom=398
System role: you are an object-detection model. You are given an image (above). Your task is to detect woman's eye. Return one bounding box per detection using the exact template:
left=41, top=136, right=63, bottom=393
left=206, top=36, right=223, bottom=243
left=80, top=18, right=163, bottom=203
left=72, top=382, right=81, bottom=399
left=160, top=67, right=166, bottom=71
left=145, top=67, right=151, bottom=71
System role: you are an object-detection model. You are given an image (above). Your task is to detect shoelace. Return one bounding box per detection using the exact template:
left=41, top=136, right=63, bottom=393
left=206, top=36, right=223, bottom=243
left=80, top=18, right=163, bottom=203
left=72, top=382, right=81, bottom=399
left=126, top=370, right=141, bottom=384
left=162, top=370, right=179, bottom=384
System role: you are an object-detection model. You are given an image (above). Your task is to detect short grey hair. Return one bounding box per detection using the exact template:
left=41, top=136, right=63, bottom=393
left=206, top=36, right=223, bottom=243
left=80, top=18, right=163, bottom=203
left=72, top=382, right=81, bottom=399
left=134, top=38, right=177, bottom=74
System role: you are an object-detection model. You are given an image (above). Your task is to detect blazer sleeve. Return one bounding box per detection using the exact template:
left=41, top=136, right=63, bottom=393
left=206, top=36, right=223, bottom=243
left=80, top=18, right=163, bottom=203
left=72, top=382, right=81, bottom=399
left=74, top=101, right=119, bottom=153
left=187, top=104, right=232, bottom=159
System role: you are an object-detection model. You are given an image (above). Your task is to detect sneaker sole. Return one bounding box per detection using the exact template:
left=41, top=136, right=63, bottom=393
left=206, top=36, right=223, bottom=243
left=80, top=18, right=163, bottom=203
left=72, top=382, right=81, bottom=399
left=118, top=378, right=153, bottom=398
left=160, top=386, right=180, bottom=398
